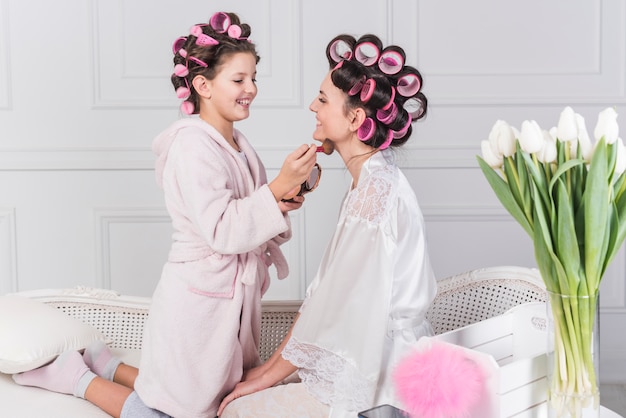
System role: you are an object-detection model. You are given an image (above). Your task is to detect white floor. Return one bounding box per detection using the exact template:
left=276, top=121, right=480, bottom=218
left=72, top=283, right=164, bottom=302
left=601, top=385, right=626, bottom=416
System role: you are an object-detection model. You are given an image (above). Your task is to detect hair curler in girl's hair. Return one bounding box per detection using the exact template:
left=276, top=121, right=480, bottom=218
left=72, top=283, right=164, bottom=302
left=169, top=11, right=259, bottom=115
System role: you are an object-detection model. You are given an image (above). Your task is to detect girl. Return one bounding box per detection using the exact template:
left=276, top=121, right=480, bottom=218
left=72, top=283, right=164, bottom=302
left=12, top=11, right=317, bottom=418
left=217, top=33, right=437, bottom=418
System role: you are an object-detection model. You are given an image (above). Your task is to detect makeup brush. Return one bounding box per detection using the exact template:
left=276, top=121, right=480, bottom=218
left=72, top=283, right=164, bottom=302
left=316, top=139, right=334, bottom=155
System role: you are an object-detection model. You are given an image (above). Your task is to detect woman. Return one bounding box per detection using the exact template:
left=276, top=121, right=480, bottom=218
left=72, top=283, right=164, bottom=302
left=218, top=33, right=437, bottom=418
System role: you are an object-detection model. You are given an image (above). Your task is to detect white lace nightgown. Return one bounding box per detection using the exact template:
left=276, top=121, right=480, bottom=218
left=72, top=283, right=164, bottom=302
left=222, top=150, right=437, bottom=418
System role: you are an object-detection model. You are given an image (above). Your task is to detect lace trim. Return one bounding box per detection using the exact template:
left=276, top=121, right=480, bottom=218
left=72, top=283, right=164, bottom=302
left=282, top=337, right=375, bottom=412
left=344, top=165, right=396, bottom=225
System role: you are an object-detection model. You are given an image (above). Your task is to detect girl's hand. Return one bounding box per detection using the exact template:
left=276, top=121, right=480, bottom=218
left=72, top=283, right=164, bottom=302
left=269, top=144, right=317, bottom=201
left=278, top=195, right=304, bottom=213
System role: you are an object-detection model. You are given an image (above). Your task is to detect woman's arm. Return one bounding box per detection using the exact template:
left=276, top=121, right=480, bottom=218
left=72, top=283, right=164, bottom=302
left=217, top=314, right=300, bottom=416
left=244, top=313, right=300, bottom=381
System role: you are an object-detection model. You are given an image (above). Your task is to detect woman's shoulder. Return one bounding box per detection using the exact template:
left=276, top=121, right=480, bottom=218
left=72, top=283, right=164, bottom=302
left=344, top=164, right=400, bottom=225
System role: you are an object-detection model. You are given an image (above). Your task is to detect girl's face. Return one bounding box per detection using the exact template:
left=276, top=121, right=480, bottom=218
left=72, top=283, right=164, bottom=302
left=309, top=71, right=354, bottom=144
left=204, top=52, right=258, bottom=123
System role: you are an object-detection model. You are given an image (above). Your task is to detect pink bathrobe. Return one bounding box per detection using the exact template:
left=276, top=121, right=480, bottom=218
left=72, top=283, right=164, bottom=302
left=134, top=118, right=291, bottom=418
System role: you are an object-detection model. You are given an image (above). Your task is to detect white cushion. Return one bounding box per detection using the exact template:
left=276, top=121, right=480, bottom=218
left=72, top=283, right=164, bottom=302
left=0, top=294, right=107, bottom=374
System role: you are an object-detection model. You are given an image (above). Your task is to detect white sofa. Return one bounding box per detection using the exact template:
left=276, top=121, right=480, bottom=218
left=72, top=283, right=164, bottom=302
left=0, top=266, right=546, bottom=417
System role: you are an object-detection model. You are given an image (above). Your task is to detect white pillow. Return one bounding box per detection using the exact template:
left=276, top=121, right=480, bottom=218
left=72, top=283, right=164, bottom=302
left=0, top=294, right=107, bottom=374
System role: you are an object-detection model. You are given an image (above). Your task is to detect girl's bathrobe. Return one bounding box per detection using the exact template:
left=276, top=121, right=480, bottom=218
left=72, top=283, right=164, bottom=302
left=134, top=118, right=292, bottom=418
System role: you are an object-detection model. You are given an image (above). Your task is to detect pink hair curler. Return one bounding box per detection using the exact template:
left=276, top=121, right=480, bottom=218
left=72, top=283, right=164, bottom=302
left=189, top=25, right=205, bottom=37
left=396, top=73, right=421, bottom=97
left=176, top=86, right=190, bottom=99
left=188, top=56, right=208, bottom=67
left=174, top=64, right=189, bottom=77
left=354, top=41, right=380, bottom=66
left=404, top=97, right=425, bottom=119
left=178, top=48, right=187, bottom=58
left=227, top=24, right=242, bottom=39
left=378, top=48, right=405, bottom=75
left=328, top=39, right=353, bottom=63
left=196, top=34, right=219, bottom=47
left=333, top=60, right=344, bottom=70
left=348, top=76, right=366, bottom=96
left=379, top=129, right=394, bottom=150
left=381, top=86, right=396, bottom=110
left=180, top=100, right=194, bottom=115
left=209, top=12, right=231, bottom=33
left=393, top=115, right=412, bottom=138
left=172, top=37, right=187, bottom=54
left=357, top=117, right=376, bottom=142
left=360, top=78, right=376, bottom=103
left=376, top=102, right=398, bottom=125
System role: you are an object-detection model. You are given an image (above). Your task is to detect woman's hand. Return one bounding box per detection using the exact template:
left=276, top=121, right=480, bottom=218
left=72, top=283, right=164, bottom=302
left=217, top=377, right=270, bottom=416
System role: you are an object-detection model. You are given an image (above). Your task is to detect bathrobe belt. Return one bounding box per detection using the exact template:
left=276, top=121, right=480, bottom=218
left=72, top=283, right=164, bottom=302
left=167, top=241, right=289, bottom=286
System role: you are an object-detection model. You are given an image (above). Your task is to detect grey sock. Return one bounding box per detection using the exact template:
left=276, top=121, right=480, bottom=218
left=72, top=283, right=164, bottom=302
left=74, top=370, right=97, bottom=398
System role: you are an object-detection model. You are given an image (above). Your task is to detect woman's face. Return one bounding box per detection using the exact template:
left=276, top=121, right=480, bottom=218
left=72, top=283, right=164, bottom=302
left=309, top=71, right=353, bottom=144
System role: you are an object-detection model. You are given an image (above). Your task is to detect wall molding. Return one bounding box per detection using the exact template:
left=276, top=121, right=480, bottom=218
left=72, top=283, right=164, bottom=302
left=0, top=148, right=155, bottom=170
left=94, top=208, right=170, bottom=289
left=0, top=208, right=17, bottom=294
left=422, top=204, right=510, bottom=222
left=0, top=144, right=481, bottom=171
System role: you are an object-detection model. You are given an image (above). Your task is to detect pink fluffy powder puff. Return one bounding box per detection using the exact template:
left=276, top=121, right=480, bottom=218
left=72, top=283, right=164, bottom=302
left=393, top=340, right=485, bottom=418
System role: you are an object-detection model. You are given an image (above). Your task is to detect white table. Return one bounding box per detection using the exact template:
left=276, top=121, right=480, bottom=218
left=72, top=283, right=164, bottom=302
left=601, top=405, right=624, bottom=418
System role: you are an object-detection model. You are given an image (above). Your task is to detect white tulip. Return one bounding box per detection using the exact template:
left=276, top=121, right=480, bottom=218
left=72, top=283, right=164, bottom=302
left=537, top=130, right=557, bottom=163
left=519, top=120, right=544, bottom=154
left=481, top=140, right=503, bottom=168
left=488, top=120, right=517, bottom=157
left=594, top=107, right=619, bottom=144
left=575, top=113, right=593, bottom=161
left=549, top=126, right=558, bottom=139
left=615, top=138, right=626, bottom=176
left=557, top=106, right=578, bottom=143
left=512, top=126, right=521, bottom=141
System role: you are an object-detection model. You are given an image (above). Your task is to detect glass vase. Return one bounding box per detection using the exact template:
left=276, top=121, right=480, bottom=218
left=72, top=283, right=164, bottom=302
left=546, top=291, right=600, bottom=418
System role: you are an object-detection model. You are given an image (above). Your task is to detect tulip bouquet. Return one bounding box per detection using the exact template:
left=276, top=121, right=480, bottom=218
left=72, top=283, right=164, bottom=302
left=477, top=107, right=624, bottom=417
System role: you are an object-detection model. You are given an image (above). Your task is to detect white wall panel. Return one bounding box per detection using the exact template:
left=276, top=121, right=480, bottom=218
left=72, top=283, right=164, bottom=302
left=0, top=208, right=17, bottom=294
left=91, top=0, right=301, bottom=108
left=416, top=0, right=626, bottom=105
left=94, top=208, right=170, bottom=296
left=0, top=0, right=11, bottom=109
left=423, top=206, right=536, bottom=279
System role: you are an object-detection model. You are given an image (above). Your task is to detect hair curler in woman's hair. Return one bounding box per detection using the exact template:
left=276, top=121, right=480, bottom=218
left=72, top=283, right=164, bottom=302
left=395, top=66, right=423, bottom=97
left=325, top=32, right=428, bottom=149
left=353, top=34, right=383, bottom=67
left=357, top=118, right=376, bottom=142
left=378, top=46, right=405, bottom=75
